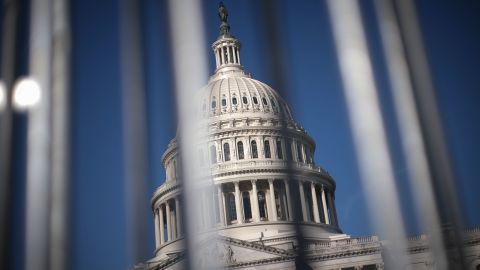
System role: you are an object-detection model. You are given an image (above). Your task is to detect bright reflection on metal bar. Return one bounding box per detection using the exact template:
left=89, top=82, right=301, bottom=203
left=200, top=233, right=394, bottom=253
left=12, top=77, right=42, bottom=111
left=392, top=0, right=467, bottom=267
left=373, top=0, right=449, bottom=268
left=167, top=0, right=222, bottom=269
left=49, top=0, right=71, bottom=268
left=120, top=0, right=149, bottom=267
left=258, top=0, right=307, bottom=266
left=0, top=82, right=6, bottom=112
left=326, top=1, right=410, bottom=268
left=25, top=0, right=53, bottom=269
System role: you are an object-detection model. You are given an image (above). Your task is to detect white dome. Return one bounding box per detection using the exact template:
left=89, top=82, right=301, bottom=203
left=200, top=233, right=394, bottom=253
left=199, top=70, right=294, bottom=123
left=150, top=6, right=342, bottom=261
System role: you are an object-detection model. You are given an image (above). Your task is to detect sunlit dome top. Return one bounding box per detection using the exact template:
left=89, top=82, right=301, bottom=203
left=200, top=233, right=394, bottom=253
left=200, top=76, right=294, bottom=123
left=198, top=2, right=295, bottom=124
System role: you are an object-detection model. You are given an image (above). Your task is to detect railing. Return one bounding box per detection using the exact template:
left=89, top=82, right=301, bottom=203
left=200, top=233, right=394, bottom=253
left=210, top=160, right=331, bottom=176
left=305, top=236, right=381, bottom=251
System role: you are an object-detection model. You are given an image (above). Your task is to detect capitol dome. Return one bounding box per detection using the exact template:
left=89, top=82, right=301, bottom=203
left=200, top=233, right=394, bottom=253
left=201, top=75, right=295, bottom=123
left=149, top=2, right=344, bottom=265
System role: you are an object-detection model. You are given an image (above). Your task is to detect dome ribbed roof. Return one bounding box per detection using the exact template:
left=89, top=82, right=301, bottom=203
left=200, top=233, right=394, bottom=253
left=200, top=74, right=294, bottom=122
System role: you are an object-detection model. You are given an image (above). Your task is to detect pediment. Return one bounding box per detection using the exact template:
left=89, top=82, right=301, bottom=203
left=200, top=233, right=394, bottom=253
left=194, top=236, right=294, bottom=267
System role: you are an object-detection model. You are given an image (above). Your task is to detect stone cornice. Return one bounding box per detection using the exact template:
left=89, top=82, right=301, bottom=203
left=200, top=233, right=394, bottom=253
left=160, top=125, right=317, bottom=167
left=151, top=182, right=181, bottom=209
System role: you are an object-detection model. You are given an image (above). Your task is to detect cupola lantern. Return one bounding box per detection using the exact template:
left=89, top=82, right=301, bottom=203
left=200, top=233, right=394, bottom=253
left=212, top=2, right=242, bottom=70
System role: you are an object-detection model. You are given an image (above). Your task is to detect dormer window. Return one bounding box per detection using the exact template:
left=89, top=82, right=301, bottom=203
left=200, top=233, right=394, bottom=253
left=262, top=97, right=268, bottom=105
left=222, top=95, right=227, bottom=106
left=242, top=96, right=248, bottom=104
left=232, top=96, right=238, bottom=105
left=212, top=97, right=217, bottom=109
left=253, top=96, right=258, bottom=105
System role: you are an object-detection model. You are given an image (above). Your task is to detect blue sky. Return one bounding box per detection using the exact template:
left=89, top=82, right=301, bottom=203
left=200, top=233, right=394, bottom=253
left=63, top=0, right=480, bottom=269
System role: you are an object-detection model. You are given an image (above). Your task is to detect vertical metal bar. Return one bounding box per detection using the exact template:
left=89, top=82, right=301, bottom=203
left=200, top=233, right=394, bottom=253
left=166, top=0, right=220, bottom=269
left=258, top=0, right=307, bottom=267
left=392, top=0, right=467, bottom=267
left=0, top=0, right=19, bottom=268
left=326, top=1, right=410, bottom=268
left=25, top=0, right=52, bottom=269
left=49, top=0, right=71, bottom=269
left=373, top=0, right=449, bottom=268
left=119, top=0, right=149, bottom=267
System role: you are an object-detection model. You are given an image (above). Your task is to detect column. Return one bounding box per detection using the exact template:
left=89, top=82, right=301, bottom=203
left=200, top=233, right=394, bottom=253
left=226, top=45, right=232, bottom=63
left=272, top=138, right=278, bottom=158
left=328, top=191, right=338, bottom=227
left=159, top=205, right=165, bottom=244
left=232, top=47, right=237, bottom=63
left=171, top=206, right=177, bottom=240
left=236, top=48, right=240, bottom=64
left=321, top=185, right=330, bottom=225
left=220, top=47, right=225, bottom=65
left=268, top=179, right=278, bottom=221
left=298, top=181, right=307, bottom=221
left=234, top=182, right=243, bottom=224
left=154, top=209, right=160, bottom=248
left=251, top=180, right=260, bottom=222
left=166, top=201, right=172, bottom=240
left=310, top=182, right=321, bottom=223
left=291, top=140, right=297, bottom=161
left=175, top=197, right=182, bottom=237
left=259, top=137, right=265, bottom=158
left=301, top=144, right=307, bottom=163
left=283, top=179, right=293, bottom=221
left=217, top=185, right=226, bottom=226
left=222, top=191, right=227, bottom=224
left=215, top=49, right=219, bottom=67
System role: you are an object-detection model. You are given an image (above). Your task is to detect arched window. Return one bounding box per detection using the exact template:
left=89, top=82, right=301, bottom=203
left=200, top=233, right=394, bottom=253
left=297, top=142, right=304, bottom=163
left=274, top=190, right=284, bottom=220
left=286, top=140, right=293, bottom=160
left=264, top=140, right=271, bottom=158
left=242, top=192, right=252, bottom=220
left=223, top=143, right=230, bottom=161
left=276, top=139, right=283, bottom=159
left=242, top=96, right=248, bottom=104
left=210, top=145, right=217, bottom=164
left=305, top=146, right=313, bottom=164
left=258, top=191, right=267, bottom=219
left=237, top=141, right=244, bottom=160
left=251, top=140, right=258, bottom=159
left=211, top=97, right=217, bottom=109
left=221, top=97, right=227, bottom=106
left=232, top=96, right=238, bottom=105
left=228, top=193, right=237, bottom=222
left=253, top=96, right=258, bottom=104
left=262, top=97, right=268, bottom=105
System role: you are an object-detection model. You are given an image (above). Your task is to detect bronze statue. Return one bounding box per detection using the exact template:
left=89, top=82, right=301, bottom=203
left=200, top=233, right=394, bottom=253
left=218, top=2, right=228, bottom=23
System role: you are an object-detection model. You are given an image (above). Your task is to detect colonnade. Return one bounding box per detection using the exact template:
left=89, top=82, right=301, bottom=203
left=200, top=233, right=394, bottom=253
left=153, top=197, right=182, bottom=249
left=214, top=43, right=240, bottom=67
left=154, top=180, right=338, bottom=249
left=217, top=179, right=338, bottom=227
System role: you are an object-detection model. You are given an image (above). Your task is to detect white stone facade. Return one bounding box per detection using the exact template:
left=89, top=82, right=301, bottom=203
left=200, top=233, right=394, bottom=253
left=137, top=5, right=480, bottom=270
